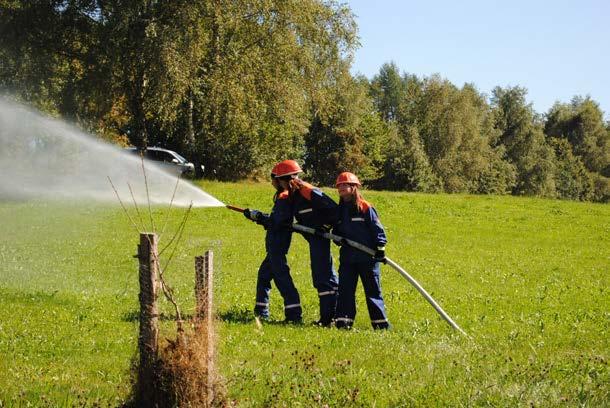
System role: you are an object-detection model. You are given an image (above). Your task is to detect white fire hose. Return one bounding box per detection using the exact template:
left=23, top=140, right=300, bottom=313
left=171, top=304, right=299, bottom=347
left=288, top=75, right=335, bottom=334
left=292, top=223, right=469, bottom=337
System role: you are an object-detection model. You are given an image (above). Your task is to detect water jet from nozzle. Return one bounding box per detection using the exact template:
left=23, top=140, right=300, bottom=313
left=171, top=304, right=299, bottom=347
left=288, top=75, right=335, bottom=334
left=0, top=97, right=224, bottom=208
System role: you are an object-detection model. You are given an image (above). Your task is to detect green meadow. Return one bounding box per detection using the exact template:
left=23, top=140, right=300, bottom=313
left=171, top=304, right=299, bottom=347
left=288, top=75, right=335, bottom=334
left=0, top=181, right=608, bottom=406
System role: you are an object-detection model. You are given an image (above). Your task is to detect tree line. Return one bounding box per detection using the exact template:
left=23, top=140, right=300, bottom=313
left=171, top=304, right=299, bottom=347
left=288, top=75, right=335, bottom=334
left=1, top=1, right=608, bottom=201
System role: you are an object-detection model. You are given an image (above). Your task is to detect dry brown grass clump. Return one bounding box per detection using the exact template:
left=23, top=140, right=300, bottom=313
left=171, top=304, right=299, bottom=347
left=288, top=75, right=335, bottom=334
left=156, top=325, right=227, bottom=408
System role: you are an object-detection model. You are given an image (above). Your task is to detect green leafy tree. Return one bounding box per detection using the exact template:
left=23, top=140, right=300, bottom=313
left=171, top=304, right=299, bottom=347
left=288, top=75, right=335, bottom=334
left=545, top=97, right=610, bottom=174
left=0, top=0, right=358, bottom=180
left=369, top=62, right=405, bottom=122
left=305, top=70, right=388, bottom=185
left=0, top=1, right=104, bottom=121
left=380, top=125, right=441, bottom=192
left=188, top=0, right=358, bottom=179
left=545, top=97, right=610, bottom=201
left=490, top=86, right=555, bottom=196
left=409, top=77, right=513, bottom=193
left=549, top=138, right=593, bottom=200
left=100, top=1, right=207, bottom=148
left=590, top=173, right=610, bottom=203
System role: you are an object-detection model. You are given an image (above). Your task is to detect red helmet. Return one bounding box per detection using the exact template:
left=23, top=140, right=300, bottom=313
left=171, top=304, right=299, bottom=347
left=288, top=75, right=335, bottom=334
left=272, top=160, right=302, bottom=178
left=335, top=172, right=361, bottom=186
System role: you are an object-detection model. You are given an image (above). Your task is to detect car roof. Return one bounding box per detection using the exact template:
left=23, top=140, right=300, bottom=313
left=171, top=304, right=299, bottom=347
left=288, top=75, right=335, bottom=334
left=125, top=146, right=174, bottom=153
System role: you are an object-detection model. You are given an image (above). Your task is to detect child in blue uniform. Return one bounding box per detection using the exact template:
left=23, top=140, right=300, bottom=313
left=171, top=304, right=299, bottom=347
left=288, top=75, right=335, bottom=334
left=243, top=166, right=302, bottom=323
left=333, top=172, right=390, bottom=330
left=276, top=160, right=339, bottom=327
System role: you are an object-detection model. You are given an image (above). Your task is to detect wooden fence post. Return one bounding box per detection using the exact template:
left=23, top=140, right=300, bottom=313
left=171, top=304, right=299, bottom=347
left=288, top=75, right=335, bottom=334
left=195, top=251, right=214, bottom=323
left=194, top=255, right=205, bottom=323
left=137, top=232, right=159, bottom=406
left=195, top=250, right=215, bottom=407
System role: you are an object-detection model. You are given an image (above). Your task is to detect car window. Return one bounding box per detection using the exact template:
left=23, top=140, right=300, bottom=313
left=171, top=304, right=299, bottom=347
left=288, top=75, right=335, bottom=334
left=172, top=152, right=187, bottom=162
left=160, top=151, right=177, bottom=163
left=127, top=148, right=184, bottom=164
left=144, top=150, right=162, bottom=161
left=147, top=150, right=173, bottom=162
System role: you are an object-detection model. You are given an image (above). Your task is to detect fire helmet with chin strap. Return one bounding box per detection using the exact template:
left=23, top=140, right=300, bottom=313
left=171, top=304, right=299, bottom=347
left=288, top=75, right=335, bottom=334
left=335, top=171, right=361, bottom=186
left=272, top=160, right=302, bottom=178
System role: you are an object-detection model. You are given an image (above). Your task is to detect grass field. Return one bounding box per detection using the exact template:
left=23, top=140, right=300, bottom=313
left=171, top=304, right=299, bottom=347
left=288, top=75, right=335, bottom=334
left=1, top=181, right=608, bottom=406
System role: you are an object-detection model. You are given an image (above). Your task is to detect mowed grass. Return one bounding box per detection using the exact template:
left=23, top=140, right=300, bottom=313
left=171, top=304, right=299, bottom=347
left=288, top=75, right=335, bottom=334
left=0, top=181, right=608, bottom=406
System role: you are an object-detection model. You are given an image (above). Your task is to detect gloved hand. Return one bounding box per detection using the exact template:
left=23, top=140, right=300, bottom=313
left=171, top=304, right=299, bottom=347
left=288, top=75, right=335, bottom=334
left=314, top=228, right=327, bottom=237
left=332, top=237, right=346, bottom=247
left=373, top=248, right=386, bottom=263
left=243, top=208, right=262, bottom=222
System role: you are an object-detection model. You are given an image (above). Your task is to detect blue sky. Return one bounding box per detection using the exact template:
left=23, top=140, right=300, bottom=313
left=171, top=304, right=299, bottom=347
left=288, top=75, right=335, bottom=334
left=346, top=0, right=610, bottom=119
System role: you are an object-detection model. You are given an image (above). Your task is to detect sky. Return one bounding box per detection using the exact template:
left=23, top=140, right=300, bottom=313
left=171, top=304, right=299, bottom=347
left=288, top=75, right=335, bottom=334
left=346, top=0, right=610, bottom=119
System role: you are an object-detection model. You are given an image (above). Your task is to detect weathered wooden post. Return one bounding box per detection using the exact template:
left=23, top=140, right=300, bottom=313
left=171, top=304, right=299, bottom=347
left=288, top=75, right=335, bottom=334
left=137, top=233, right=159, bottom=406
left=195, top=251, right=214, bottom=322
left=194, top=255, right=205, bottom=323
left=195, top=250, right=215, bottom=407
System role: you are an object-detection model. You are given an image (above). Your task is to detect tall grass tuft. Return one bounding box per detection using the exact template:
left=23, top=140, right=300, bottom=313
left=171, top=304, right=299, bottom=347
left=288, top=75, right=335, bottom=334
left=156, top=325, right=227, bottom=407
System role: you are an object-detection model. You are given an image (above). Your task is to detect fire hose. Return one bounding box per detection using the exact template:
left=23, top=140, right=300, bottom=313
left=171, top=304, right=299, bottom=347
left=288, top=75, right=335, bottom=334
left=226, top=204, right=468, bottom=336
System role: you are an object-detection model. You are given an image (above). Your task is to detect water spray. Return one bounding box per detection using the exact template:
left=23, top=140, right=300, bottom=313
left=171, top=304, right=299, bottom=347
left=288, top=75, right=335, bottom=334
left=0, top=97, right=223, bottom=208
left=227, top=204, right=468, bottom=336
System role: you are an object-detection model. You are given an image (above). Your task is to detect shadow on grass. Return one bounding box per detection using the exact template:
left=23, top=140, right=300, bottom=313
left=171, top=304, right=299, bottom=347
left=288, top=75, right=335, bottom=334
left=121, top=310, right=194, bottom=323
left=218, top=306, right=309, bottom=327
left=122, top=306, right=308, bottom=327
left=217, top=306, right=255, bottom=324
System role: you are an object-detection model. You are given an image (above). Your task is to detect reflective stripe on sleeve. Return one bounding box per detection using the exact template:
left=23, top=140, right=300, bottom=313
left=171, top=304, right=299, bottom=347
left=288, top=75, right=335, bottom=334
left=318, top=290, right=336, bottom=296
left=284, top=303, right=301, bottom=309
left=298, top=208, right=313, bottom=214
left=351, top=217, right=365, bottom=221
left=255, top=302, right=269, bottom=307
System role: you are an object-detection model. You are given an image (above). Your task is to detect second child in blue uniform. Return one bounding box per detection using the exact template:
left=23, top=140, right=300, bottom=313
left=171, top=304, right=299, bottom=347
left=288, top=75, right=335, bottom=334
left=333, top=172, right=390, bottom=330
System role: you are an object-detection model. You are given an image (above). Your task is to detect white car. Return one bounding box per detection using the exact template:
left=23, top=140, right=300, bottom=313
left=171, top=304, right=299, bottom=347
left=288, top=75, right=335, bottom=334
left=125, top=146, right=197, bottom=176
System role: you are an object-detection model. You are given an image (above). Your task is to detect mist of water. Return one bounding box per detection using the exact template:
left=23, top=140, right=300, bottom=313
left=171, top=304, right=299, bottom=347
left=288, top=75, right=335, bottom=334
left=0, top=98, right=224, bottom=207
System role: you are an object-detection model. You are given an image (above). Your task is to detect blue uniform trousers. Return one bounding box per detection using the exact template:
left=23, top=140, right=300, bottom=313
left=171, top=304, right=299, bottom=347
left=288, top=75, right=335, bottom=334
left=254, top=252, right=302, bottom=321
left=306, top=235, right=338, bottom=325
left=335, top=259, right=389, bottom=329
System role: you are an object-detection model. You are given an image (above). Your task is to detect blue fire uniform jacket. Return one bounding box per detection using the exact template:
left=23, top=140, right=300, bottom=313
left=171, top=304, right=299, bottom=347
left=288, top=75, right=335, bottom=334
left=292, top=182, right=339, bottom=325
left=334, top=200, right=387, bottom=263
left=253, top=190, right=302, bottom=321
left=333, top=199, right=390, bottom=329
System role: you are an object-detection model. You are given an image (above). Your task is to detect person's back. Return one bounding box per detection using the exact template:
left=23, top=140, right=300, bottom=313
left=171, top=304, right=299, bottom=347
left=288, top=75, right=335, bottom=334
left=291, top=180, right=338, bottom=230
left=289, top=177, right=339, bottom=326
